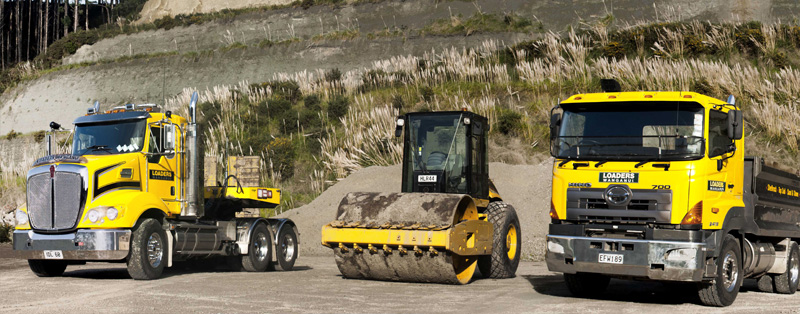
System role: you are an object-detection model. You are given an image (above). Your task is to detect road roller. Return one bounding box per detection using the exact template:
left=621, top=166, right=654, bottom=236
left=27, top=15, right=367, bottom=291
left=321, top=110, right=521, bottom=284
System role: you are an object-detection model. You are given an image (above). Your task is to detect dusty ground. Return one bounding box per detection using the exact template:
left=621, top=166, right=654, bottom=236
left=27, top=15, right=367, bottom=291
left=0, top=244, right=798, bottom=314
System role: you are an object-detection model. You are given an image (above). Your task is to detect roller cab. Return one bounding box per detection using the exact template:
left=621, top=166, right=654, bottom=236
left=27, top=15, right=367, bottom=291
left=321, top=111, right=521, bottom=284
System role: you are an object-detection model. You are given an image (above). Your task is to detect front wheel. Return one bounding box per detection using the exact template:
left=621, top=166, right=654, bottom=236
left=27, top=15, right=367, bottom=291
left=478, top=201, right=521, bottom=279
left=28, top=260, right=67, bottom=277
left=242, top=223, right=273, bottom=272
left=275, top=227, right=298, bottom=271
left=697, top=234, right=742, bottom=306
left=127, top=218, right=167, bottom=280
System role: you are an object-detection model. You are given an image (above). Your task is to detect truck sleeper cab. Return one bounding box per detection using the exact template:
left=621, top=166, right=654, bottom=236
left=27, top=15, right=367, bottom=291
left=546, top=85, right=800, bottom=307
left=13, top=93, right=299, bottom=279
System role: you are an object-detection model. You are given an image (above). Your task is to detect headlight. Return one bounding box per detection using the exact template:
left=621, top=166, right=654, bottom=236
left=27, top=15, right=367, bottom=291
left=15, top=210, right=28, bottom=225
left=106, top=207, right=118, bottom=220
left=87, top=210, right=100, bottom=223
left=547, top=240, right=565, bottom=254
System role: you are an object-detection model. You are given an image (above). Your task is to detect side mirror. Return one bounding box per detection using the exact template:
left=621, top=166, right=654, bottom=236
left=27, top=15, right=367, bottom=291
left=395, top=117, right=405, bottom=138
left=549, top=113, right=561, bottom=140
left=164, top=124, right=175, bottom=151
left=727, top=110, right=743, bottom=140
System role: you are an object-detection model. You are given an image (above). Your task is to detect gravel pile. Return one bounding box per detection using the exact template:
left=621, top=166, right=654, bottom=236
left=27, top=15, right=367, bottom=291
left=279, top=160, right=554, bottom=261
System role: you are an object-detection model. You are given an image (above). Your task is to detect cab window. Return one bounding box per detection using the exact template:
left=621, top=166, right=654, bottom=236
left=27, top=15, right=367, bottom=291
left=708, top=110, right=732, bottom=157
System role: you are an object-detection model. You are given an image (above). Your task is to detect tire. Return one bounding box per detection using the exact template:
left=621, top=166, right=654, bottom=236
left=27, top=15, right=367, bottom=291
left=275, top=227, right=298, bottom=271
left=127, top=218, right=167, bottom=280
left=774, top=242, right=800, bottom=294
left=28, top=260, right=67, bottom=277
left=756, top=275, right=774, bottom=293
left=477, top=201, right=521, bottom=279
left=697, top=234, right=742, bottom=307
left=242, top=223, right=273, bottom=272
left=564, top=273, right=610, bottom=297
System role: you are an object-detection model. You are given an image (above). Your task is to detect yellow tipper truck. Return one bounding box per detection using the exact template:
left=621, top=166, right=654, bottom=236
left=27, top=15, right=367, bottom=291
left=13, top=92, right=298, bottom=279
left=546, top=79, right=800, bottom=306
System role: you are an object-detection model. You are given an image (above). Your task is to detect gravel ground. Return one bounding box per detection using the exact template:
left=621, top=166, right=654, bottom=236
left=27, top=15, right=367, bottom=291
left=1, top=244, right=799, bottom=313
left=279, top=161, right=553, bottom=261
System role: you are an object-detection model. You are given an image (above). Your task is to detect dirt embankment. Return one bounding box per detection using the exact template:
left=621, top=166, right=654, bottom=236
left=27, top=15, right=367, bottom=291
left=279, top=160, right=553, bottom=261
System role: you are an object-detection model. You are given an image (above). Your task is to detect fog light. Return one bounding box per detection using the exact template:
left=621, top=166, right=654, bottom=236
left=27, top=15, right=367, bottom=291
left=547, top=241, right=565, bottom=254
left=665, top=248, right=697, bottom=262
left=106, top=207, right=118, bottom=220
left=87, top=210, right=100, bottom=223
left=15, top=210, right=28, bottom=225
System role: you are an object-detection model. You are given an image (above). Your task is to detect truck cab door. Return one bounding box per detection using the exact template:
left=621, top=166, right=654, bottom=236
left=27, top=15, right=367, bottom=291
left=146, top=124, right=181, bottom=214
left=704, top=109, right=738, bottom=221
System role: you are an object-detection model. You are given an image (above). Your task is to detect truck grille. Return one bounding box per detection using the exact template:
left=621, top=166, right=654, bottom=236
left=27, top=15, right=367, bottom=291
left=566, top=187, right=672, bottom=223
left=27, top=169, right=86, bottom=231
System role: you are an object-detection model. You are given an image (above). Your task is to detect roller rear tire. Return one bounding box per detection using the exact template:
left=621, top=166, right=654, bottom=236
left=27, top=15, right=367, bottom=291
left=478, top=201, right=521, bottom=279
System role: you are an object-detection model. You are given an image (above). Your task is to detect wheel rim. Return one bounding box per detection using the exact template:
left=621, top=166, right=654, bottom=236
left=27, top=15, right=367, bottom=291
left=506, top=224, right=518, bottom=261
left=791, top=249, right=799, bottom=285
left=253, top=232, right=269, bottom=261
left=282, top=234, right=295, bottom=262
left=721, top=252, right=739, bottom=292
left=147, top=233, right=163, bottom=268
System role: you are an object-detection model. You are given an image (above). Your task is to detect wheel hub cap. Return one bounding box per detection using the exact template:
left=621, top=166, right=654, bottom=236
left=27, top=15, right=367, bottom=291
left=722, top=252, right=739, bottom=292
left=282, top=234, right=295, bottom=261
left=147, top=234, right=163, bottom=268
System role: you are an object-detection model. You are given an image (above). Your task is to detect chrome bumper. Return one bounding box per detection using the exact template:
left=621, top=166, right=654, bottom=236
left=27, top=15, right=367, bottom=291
left=546, top=235, right=708, bottom=282
left=13, top=229, right=131, bottom=260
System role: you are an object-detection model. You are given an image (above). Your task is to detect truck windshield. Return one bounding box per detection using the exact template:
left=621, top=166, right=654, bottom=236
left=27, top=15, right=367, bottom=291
left=555, top=101, right=705, bottom=161
left=72, top=120, right=147, bottom=155
left=407, top=113, right=467, bottom=174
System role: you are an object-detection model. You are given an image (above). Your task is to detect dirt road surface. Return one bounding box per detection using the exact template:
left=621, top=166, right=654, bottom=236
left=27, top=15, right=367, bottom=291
left=1, top=244, right=799, bottom=313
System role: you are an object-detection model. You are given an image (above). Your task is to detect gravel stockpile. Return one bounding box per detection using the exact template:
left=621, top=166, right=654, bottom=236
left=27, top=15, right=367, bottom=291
left=279, top=160, right=553, bottom=261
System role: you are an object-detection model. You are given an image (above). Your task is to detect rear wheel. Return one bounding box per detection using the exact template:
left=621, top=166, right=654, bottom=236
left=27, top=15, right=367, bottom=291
left=127, top=218, right=167, bottom=280
left=275, top=227, right=298, bottom=271
left=774, top=242, right=800, bottom=294
left=564, top=272, right=610, bottom=297
left=242, top=223, right=273, bottom=272
left=478, top=201, right=521, bottom=279
left=756, top=275, right=774, bottom=293
left=697, top=234, right=742, bottom=306
left=28, top=260, right=67, bottom=277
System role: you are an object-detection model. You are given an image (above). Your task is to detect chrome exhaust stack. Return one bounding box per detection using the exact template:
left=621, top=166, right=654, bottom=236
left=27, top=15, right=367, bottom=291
left=185, top=92, right=204, bottom=217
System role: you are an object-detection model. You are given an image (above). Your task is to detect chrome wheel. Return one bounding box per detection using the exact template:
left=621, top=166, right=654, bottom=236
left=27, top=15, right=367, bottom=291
left=147, top=233, right=163, bottom=268
left=282, top=234, right=296, bottom=262
left=254, top=232, right=269, bottom=261
left=722, top=252, right=739, bottom=292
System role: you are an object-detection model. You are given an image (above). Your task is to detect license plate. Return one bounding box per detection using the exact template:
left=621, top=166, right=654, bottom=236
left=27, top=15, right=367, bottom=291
left=598, top=253, right=623, bottom=264
left=418, top=175, right=437, bottom=183
left=43, top=250, right=64, bottom=260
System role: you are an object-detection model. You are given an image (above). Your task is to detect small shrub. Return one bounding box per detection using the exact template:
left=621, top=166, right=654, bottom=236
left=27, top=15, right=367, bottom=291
left=267, top=137, right=295, bottom=180
left=266, top=98, right=293, bottom=118
left=33, top=130, right=46, bottom=143
left=495, top=109, right=523, bottom=135
left=5, top=130, right=19, bottom=140
left=327, top=95, right=350, bottom=121
left=304, top=94, right=322, bottom=111
left=0, top=223, right=11, bottom=243
left=258, top=39, right=275, bottom=48
left=301, top=0, right=314, bottom=9
left=300, top=109, right=323, bottom=129
left=603, top=41, right=627, bottom=59
left=684, top=34, right=707, bottom=56
left=419, top=86, right=435, bottom=102
left=324, top=68, right=342, bottom=83
left=771, top=51, right=789, bottom=69
left=392, top=95, right=405, bottom=112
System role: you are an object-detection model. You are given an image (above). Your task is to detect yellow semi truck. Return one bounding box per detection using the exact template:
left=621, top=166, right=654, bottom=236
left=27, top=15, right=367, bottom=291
left=13, top=92, right=298, bottom=279
left=546, top=80, right=800, bottom=306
